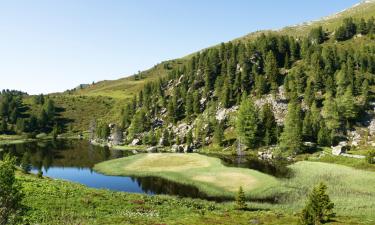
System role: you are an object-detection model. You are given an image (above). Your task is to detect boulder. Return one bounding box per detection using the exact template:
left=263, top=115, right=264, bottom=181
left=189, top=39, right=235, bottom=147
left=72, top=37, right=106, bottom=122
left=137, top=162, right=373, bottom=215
left=130, top=138, right=140, bottom=146
left=171, top=144, right=184, bottom=153
left=331, top=141, right=348, bottom=156
left=147, top=146, right=158, bottom=153
left=183, top=145, right=192, bottom=153
left=257, top=150, right=273, bottom=160
left=171, top=144, right=183, bottom=153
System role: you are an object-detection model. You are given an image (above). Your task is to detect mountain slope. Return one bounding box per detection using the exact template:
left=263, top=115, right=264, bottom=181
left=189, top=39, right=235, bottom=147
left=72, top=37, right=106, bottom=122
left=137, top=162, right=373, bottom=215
left=48, top=1, right=375, bottom=136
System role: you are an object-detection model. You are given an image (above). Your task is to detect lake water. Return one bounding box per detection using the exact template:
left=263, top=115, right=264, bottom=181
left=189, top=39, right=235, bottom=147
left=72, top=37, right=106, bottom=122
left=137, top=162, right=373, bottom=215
left=0, top=140, right=289, bottom=200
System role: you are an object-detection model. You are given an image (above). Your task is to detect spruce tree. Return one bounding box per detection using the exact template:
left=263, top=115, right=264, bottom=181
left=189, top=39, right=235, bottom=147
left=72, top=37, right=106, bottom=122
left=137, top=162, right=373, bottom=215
left=185, top=92, right=194, bottom=119
left=193, top=91, right=201, bottom=114
left=235, top=186, right=247, bottom=210
left=337, top=87, right=357, bottom=126
left=322, top=93, right=340, bottom=132
left=236, top=94, right=259, bottom=149
left=300, top=183, right=335, bottom=225
left=213, top=120, right=224, bottom=147
left=280, top=98, right=303, bottom=154
left=264, top=51, right=279, bottom=93
left=260, top=103, right=277, bottom=146
left=317, top=121, right=332, bottom=147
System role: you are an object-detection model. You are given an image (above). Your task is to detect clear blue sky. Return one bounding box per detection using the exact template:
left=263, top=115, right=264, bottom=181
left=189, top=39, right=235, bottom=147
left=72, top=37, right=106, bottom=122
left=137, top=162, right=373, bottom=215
left=0, top=0, right=360, bottom=94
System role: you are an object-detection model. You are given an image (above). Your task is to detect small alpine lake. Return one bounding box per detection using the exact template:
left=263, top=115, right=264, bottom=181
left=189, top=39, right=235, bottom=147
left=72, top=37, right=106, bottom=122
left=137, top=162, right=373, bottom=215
left=0, top=140, right=289, bottom=200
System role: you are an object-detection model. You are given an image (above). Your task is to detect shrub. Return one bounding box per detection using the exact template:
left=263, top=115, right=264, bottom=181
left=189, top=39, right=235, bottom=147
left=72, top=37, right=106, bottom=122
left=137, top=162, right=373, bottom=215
left=366, top=150, right=375, bottom=164
left=0, top=154, right=24, bottom=225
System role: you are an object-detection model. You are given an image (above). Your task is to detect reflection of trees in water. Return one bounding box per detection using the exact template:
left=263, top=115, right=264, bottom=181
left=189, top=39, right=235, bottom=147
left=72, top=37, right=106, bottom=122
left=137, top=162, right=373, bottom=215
left=210, top=154, right=292, bottom=178
left=134, top=176, right=206, bottom=198
left=1, top=140, right=132, bottom=171
left=133, top=176, right=232, bottom=201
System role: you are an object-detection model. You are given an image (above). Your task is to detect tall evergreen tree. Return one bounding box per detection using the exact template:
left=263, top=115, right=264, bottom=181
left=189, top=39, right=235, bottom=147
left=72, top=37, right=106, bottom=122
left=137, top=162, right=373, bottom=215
left=280, top=98, right=303, bottom=154
left=260, top=103, right=277, bottom=146
left=236, top=95, right=259, bottom=149
left=264, top=51, right=279, bottom=93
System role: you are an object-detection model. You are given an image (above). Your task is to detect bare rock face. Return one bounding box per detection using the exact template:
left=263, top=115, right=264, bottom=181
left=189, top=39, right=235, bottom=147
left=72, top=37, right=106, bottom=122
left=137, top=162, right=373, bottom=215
left=348, top=130, right=361, bottom=147
left=215, top=106, right=238, bottom=122
left=172, top=123, right=192, bottom=139
left=254, top=87, right=288, bottom=125
left=368, top=102, right=375, bottom=135
left=331, top=141, right=348, bottom=156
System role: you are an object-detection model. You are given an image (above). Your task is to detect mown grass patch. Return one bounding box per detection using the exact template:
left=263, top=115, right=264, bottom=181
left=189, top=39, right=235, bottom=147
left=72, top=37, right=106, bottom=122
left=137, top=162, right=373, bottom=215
left=94, top=153, right=279, bottom=199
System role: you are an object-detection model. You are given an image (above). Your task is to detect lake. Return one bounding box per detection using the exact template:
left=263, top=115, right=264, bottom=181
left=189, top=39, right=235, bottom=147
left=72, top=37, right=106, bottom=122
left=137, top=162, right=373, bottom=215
left=0, top=140, right=289, bottom=200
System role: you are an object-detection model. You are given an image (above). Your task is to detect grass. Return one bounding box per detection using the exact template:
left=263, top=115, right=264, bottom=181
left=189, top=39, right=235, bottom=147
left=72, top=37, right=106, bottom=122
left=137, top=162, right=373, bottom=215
left=270, top=161, right=375, bottom=222
left=94, top=153, right=375, bottom=222
left=0, top=134, right=36, bottom=146
left=18, top=170, right=370, bottom=225
left=94, top=153, right=279, bottom=198
left=306, top=147, right=375, bottom=171
left=18, top=172, right=301, bottom=225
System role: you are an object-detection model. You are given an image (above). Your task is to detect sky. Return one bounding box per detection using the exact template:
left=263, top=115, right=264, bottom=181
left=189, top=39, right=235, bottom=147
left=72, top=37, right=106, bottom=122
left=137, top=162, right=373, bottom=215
left=0, top=0, right=360, bottom=94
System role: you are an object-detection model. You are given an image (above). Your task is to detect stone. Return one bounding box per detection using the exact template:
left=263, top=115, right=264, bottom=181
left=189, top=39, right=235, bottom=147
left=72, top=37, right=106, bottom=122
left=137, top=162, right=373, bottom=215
left=171, top=144, right=184, bottom=153
left=130, top=138, right=140, bottom=146
left=183, top=145, right=192, bottom=153
left=257, top=150, right=273, bottom=160
left=331, top=141, right=348, bottom=156
left=147, top=146, right=158, bottom=153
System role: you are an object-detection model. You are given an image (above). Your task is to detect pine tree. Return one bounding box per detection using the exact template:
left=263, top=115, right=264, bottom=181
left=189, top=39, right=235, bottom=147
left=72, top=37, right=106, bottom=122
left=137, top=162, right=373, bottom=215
left=193, top=91, right=201, bottom=114
left=185, top=92, right=194, bottom=119
left=264, top=51, right=279, bottom=93
left=322, top=93, right=340, bottom=132
left=317, top=121, right=331, bottom=147
left=236, top=94, right=259, bottom=149
left=300, top=182, right=335, bottom=225
left=213, top=120, right=224, bottom=147
left=308, top=26, right=325, bottom=44
left=280, top=98, right=303, bottom=154
left=302, top=110, right=314, bottom=141
left=337, top=87, right=357, bottom=125
left=260, top=103, right=277, bottom=146
left=186, top=129, right=193, bottom=147
left=235, top=186, right=247, bottom=210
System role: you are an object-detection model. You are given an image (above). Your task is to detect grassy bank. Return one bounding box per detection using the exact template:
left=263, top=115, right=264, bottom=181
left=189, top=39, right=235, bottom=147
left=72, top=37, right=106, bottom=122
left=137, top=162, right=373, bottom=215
left=94, top=153, right=279, bottom=199
left=19, top=172, right=299, bottom=225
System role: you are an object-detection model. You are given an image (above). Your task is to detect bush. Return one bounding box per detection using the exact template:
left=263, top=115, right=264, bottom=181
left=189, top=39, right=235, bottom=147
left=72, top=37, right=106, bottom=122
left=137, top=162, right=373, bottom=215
left=300, top=182, right=334, bottom=225
left=0, top=154, right=24, bottom=225
left=366, top=150, right=375, bottom=164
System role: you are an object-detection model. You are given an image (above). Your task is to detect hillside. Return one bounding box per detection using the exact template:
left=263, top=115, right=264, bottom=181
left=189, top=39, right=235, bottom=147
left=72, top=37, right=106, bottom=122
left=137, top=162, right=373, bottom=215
left=69, top=0, right=375, bottom=100
left=4, top=0, right=372, bottom=139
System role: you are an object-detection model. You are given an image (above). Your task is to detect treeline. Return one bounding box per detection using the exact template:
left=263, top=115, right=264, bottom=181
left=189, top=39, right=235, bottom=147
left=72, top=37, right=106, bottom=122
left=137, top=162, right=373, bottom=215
left=116, top=17, right=375, bottom=153
left=0, top=91, right=60, bottom=136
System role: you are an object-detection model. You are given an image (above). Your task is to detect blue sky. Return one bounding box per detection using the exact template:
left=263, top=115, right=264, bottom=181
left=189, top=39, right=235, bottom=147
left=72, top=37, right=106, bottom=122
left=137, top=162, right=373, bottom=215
left=0, top=0, right=360, bottom=94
